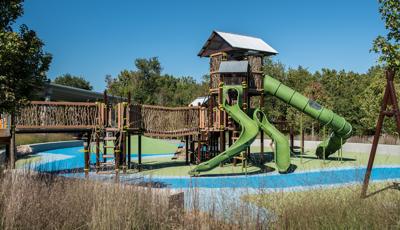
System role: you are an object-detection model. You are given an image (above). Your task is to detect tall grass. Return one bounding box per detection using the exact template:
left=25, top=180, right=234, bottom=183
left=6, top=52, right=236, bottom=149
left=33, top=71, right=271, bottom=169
left=0, top=169, right=399, bottom=229
left=245, top=183, right=400, bottom=229
left=0, top=170, right=256, bottom=229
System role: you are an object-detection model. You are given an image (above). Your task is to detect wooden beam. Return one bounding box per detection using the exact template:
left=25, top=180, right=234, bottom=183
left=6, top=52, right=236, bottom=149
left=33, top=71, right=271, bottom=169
left=185, top=135, right=189, bottom=165
left=361, top=69, right=400, bottom=197
left=138, top=134, right=142, bottom=171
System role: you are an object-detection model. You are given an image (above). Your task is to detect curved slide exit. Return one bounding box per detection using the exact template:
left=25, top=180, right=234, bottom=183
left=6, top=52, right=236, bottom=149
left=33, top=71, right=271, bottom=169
left=263, top=75, right=352, bottom=158
left=253, top=109, right=291, bottom=173
left=189, top=86, right=259, bottom=176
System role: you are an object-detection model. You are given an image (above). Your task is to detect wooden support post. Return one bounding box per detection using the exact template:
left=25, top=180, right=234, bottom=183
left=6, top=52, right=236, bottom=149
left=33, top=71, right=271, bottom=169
left=185, top=135, right=189, bottom=165
left=220, top=130, right=225, bottom=152
left=5, top=143, right=10, bottom=167
left=103, top=90, right=109, bottom=127
left=197, top=133, right=201, bottom=164
left=361, top=69, right=400, bottom=198
left=290, top=126, right=294, bottom=153
left=260, top=130, right=264, bottom=154
left=190, top=135, right=194, bottom=163
left=138, top=134, right=142, bottom=170
left=95, top=131, right=100, bottom=172
left=121, top=131, right=127, bottom=173
left=9, top=113, right=15, bottom=169
left=127, top=133, right=131, bottom=169
left=114, top=145, right=120, bottom=174
left=127, top=92, right=131, bottom=169
left=84, top=132, right=90, bottom=177
left=301, top=129, right=305, bottom=155
left=228, top=130, right=233, bottom=147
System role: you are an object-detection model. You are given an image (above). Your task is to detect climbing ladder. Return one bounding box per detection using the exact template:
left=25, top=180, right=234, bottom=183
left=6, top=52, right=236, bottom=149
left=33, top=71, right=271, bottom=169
left=90, top=102, right=125, bottom=174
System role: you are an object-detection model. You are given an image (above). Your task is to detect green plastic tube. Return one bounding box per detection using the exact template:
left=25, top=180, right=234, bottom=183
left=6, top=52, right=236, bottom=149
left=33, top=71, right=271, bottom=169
left=263, top=75, right=352, bottom=158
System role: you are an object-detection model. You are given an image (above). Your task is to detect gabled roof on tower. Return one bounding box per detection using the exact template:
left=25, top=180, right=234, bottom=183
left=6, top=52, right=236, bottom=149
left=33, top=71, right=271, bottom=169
left=198, top=31, right=278, bottom=57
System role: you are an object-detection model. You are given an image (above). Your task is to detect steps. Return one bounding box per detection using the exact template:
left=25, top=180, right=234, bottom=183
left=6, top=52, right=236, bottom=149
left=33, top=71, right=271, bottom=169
left=92, top=127, right=122, bottom=173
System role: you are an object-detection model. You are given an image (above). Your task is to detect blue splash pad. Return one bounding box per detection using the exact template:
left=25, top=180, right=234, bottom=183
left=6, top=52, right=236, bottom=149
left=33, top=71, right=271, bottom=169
left=24, top=147, right=400, bottom=190
left=139, top=167, right=400, bottom=189
left=28, top=146, right=173, bottom=173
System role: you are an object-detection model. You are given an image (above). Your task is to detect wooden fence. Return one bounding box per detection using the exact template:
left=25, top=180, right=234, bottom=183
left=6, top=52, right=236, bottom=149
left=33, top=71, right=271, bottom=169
left=128, top=105, right=201, bottom=137
left=15, top=101, right=101, bottom=131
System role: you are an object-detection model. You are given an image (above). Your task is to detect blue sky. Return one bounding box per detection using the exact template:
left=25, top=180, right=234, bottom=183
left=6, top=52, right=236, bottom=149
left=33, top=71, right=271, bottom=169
left=17, top=0, right=385, bottom=92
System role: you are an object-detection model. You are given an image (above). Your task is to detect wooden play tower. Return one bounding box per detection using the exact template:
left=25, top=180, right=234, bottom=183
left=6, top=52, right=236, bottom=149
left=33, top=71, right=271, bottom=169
left=195, top=31, right=278, bottom=163
left=1, top=31, right=283, bottom=175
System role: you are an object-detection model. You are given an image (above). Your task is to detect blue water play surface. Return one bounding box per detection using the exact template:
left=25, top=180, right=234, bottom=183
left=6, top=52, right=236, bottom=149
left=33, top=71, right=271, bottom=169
left=142, top=167, right=400, bottom=189
left=25, top=147, right=400, bottom=190
left=28, top=146, right=173, bottom=173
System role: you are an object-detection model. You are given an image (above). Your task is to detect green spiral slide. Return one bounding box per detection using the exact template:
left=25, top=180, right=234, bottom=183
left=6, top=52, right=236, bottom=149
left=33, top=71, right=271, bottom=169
left=189, top=86, right=259, bottom=176
left=263, top=75, right=352, bottom=158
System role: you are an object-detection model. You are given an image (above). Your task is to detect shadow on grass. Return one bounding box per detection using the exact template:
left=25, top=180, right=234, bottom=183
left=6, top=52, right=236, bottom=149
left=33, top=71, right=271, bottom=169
left=134, top=160, right=188, bottom=170
left=195, top=165, right=276, bottom=178
left=293, top=155, right=356, bottom=162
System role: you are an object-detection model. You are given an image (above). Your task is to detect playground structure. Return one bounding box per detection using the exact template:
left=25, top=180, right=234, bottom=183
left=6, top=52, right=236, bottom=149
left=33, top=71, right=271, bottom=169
left=0, top=31, right=353, bottom=176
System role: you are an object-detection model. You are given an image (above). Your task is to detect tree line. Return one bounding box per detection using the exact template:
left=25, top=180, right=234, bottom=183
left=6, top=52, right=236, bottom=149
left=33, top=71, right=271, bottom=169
left=105, top=57, right=208, bottom=106
left=104, top=57, right=399, bottom=136
left=1, top=0, right=398, bottom=138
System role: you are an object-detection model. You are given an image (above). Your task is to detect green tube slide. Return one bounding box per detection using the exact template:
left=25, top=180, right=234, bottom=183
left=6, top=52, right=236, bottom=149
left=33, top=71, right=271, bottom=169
left=263, top=75, right=352, bottom=158
left=189, top=86, right=259, bottom=176
left=253, top=109, right=291, bottom=173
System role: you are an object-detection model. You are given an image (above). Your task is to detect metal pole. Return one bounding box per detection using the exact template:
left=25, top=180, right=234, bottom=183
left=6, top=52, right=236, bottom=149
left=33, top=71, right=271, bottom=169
left=290, top=126, right=294, bottom=153
left=340, top=138, right=343, bottom=163
left=300, top=114, right=303, bottom=163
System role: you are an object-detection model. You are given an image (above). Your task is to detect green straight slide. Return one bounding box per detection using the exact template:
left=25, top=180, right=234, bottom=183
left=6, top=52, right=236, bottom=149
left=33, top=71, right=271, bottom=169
left=263, top=75, right=352, bottom=158
left=253, top=109, right=291, bottom=172
left=189, top=86, right=259, bottom=176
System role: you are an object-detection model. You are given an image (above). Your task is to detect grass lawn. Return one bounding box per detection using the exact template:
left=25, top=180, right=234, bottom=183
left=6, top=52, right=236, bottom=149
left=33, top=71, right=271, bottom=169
left=128, top=135, right=178, bottom=154
left=15, top=154, right=42, bottom=168
left=87, top=135, right=179, bottom=154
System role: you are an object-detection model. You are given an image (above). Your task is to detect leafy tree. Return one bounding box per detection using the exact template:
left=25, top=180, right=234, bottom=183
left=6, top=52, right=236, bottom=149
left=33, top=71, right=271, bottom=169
left=371, top=0, right=400, bottom=69
left=263, top=58, right=288, bottom=122
left=54, top=74, right=93, bottom=90
left=0, top=0, right=52, bottom=114
left=359, top=66, right=400, bottom=135
left=106, top=57, right=207, bottom=106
